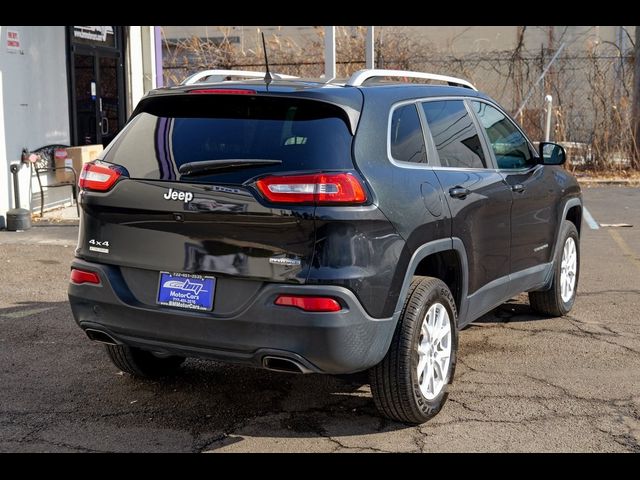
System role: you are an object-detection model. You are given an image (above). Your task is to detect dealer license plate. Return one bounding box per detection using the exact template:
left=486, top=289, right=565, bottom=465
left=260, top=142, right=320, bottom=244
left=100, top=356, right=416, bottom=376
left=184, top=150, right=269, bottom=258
left=157, top=272, right=215, bottom=311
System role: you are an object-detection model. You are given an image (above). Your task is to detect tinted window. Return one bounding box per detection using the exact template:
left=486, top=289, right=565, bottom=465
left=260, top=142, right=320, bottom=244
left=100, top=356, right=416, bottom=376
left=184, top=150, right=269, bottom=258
left=390, top=104, right=427, bottom=164
left=103, top=95, right=353, bottom=184
left=421, top=100, right=486, bottom=168
left=472, top=101, right=534, bottom=169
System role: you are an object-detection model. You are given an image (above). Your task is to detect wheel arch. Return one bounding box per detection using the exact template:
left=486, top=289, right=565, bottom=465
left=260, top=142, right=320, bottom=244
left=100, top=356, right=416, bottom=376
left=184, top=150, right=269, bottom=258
left=391, top=238, right=470, bottom=327
left=566, top=204, right=582, bottom=236
left=551, top=197, right=583, bottom=261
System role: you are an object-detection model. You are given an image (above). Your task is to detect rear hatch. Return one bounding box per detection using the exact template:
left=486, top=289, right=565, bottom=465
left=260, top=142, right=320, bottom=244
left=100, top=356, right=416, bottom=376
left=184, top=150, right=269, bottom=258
left=77, top=91, right=362, bottom=311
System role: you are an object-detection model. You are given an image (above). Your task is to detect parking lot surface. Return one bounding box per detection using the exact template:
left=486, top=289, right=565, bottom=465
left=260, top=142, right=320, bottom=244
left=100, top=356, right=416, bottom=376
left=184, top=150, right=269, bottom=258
left=0, top=186, right=638, bottom=452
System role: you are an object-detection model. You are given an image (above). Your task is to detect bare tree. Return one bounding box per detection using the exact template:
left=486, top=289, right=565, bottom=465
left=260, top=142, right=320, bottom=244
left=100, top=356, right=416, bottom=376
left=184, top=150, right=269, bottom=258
left=634, top=26, right=640, bottom=168
left=161, top=26, right=639, bottom=172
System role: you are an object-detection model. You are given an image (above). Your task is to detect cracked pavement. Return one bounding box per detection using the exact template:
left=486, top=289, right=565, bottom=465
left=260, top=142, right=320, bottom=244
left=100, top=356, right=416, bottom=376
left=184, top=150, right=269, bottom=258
left=0, top=186, right=638, bottom=452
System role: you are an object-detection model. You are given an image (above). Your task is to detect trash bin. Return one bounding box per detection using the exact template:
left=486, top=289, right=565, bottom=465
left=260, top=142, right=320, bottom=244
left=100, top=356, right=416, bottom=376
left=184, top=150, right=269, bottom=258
left=6, top=163, right=31, bottom=231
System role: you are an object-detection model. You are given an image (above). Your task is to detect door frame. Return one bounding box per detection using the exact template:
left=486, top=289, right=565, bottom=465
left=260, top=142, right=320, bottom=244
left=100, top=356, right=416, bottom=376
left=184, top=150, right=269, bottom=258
left=66, top=26, right=127, bottom=146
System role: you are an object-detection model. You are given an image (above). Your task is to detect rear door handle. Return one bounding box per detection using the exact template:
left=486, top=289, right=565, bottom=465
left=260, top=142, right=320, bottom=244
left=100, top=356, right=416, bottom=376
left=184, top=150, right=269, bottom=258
left=511, top=184, right=526, bottom=193
left=449, top=186, right=471, bottom=199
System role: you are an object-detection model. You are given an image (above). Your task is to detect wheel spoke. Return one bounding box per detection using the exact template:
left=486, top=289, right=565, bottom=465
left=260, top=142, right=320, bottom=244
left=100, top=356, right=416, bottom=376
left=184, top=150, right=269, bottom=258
left=437, top=353, right=450, bottom=365
left=421, top=319, right=430, bottom=342
left=417, top=355, right=429, bottom=379
left=435, top=323, right=450, bottom=346
left=428, top=307, right=438, bottom=335
left=436, top=355, right=449, bottom=379
left=436, top=306, right=446, bottom=328
left=422, top=360, right=433, bottom=387
left=417, top=341, right=430, bottom=356
left=427, top=368, right=435, bottom=394
left=433, top=358, right=444, bottom=383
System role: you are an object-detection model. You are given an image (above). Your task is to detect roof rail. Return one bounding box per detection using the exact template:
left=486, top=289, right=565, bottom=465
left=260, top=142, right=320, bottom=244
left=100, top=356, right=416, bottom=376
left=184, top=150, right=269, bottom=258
left=181, top=69, right=298, bottom=86
left=346, top=69, right=477, bottom=91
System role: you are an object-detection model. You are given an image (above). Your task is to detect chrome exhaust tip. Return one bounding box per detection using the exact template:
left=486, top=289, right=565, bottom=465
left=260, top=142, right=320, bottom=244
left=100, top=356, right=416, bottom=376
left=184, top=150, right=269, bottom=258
left=85, top=329, right=118, bottom=345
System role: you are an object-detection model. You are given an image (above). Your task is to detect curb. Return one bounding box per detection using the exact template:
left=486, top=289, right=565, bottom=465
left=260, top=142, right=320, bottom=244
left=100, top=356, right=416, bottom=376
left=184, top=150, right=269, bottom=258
left=577, top=179, right=640, bottom=186
left=31, top=220, right=80, bottom=227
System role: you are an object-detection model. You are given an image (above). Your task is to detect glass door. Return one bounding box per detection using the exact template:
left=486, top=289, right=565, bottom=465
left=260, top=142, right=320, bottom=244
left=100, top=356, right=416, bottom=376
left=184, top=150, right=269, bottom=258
left=73, top=53, right=98, bottom=145
left=98, top=56, right=121, bottom=146
left=68, top=26, right=125, bottom=147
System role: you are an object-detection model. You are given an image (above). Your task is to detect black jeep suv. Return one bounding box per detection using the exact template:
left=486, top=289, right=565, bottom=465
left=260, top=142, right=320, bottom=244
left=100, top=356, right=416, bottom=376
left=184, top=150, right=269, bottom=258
left=68, top=69, right=582, bottom=424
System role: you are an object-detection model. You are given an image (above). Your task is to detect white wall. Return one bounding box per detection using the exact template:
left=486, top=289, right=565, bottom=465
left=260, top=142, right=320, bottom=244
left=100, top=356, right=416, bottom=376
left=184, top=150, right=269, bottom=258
left=126, top=26, right=158, bottom=116
left=0, top=26, right=70, bottom=223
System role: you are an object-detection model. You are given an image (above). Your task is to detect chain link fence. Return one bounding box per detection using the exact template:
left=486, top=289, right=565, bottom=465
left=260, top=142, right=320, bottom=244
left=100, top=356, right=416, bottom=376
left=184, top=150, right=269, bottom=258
left=162, top=27, right=638, bottom=171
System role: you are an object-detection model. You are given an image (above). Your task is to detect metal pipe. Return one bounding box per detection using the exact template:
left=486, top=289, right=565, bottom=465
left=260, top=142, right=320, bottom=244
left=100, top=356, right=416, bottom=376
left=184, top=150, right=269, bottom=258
left=366, top=26, right=375, bottom=69
left=324, top=26, right=336, bottom=82
left=154, top=26, right=163, bottom=88
left=85, top=329, right=118, bottom=345
left=544, top=95, right=553, bottom=142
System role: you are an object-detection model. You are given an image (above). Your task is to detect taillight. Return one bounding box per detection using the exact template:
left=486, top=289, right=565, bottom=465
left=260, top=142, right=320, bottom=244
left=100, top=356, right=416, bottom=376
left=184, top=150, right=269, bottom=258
left=188, top=88, right=257, bottom=95
left=255, top=173, right=367, bottom=205
left=70, top=268, right=101, bottom=285
left=275, top=295, right=342, bottom=312
left=79, top=161, right=121, bottom=191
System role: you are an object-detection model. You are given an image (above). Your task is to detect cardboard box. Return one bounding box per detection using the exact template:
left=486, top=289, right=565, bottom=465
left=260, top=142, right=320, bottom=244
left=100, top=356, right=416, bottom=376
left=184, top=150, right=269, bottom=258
left=55, top=145, right=104, bottom=183
left=67, top=144, right=104, bottom=174
left=54, top=148, right=74, bottom=183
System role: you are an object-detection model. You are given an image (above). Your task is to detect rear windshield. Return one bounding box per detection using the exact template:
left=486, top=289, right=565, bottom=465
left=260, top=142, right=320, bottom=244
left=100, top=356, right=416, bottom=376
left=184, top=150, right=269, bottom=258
left=103, top=95, right=354, bottom=184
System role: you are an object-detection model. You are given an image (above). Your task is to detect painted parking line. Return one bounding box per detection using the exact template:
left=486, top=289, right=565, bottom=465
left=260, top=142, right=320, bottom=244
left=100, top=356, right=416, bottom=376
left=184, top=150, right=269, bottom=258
left=0, top=307, right=55, bottom=319
left=583, top=206, right=599, bottom=230
left=608, top=229, right=640, bottom=271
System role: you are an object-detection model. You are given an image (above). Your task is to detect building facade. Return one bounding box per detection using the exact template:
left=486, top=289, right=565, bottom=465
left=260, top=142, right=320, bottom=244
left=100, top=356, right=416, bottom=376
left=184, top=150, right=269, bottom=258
left=0, top=26, right=160, bottom=227
left=161, top=26, right=633, bottom=56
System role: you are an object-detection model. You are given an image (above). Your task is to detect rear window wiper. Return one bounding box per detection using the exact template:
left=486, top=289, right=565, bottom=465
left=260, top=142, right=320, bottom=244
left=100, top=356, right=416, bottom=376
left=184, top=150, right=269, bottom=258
left=178, top=159, right=282, bottom=176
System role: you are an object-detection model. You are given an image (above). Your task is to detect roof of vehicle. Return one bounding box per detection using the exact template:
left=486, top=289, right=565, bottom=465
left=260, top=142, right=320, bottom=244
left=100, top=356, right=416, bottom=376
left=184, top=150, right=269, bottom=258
left=144, top=78, right=489, bottom=107
left=136, top=70, right=494, bottom=133
left=143, top=68, right=488, bottom=106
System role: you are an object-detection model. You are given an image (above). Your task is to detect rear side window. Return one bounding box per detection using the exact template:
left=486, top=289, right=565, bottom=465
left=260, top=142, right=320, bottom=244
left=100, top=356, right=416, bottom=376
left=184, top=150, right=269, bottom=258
left=102, top=95, right=354, bottom=184
left=421, top=100, right=486, bottom=169
left=389, top=104, right=427, bottom=164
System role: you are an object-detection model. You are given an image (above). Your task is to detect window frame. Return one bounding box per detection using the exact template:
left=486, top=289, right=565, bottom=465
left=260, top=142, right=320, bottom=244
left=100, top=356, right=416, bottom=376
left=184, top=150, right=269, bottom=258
left=386, top=100, right=430, bottom=167
left=386, top=95, right=539, bottom=172
left=418, top=96, right=496, bottom=170
left=467, top=98, right=540, bottom=172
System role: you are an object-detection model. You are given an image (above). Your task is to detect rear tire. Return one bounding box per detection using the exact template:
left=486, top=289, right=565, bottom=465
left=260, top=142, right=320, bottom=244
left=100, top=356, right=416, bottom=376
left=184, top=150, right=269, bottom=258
left=370, top=276, right=458, bottom=424
left=529, top=220, right=580, bottom=317
left=105, top=344, right=185, bottom=378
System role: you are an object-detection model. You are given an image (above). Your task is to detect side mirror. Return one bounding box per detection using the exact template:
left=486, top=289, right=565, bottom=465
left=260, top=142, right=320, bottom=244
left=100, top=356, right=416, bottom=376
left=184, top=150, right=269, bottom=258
left=539, top=142, right=566, bottom=165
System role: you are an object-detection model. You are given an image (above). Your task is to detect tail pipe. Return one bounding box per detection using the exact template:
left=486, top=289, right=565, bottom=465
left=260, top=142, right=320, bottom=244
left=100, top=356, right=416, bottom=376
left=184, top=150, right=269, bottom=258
left=262, top=356, right=313, bottom=374
left=85, top=329, right=118, bottom=345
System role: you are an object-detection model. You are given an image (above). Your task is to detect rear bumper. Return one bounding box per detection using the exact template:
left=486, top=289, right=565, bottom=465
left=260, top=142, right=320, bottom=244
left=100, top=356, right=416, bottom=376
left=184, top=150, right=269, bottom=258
left=68, top=259, right=395, bottom=374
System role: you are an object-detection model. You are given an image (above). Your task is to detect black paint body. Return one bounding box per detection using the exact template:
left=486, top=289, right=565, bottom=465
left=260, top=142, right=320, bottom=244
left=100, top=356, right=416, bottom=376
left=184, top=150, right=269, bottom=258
left=69, top=80, right=582, bottom=374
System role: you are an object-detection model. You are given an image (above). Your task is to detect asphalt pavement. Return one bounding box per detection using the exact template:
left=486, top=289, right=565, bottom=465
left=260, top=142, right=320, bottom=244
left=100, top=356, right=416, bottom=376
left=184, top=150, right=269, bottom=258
left=0, top=186, right=638, bottom=452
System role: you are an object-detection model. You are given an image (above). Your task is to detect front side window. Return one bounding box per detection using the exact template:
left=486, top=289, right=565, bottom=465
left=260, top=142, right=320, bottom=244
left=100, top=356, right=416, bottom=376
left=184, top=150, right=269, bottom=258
left=389, top=104, right=427, bottom=164
left=472, top=101, right=534, bottom=169
left=421, top=100, right=486, bottom=169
